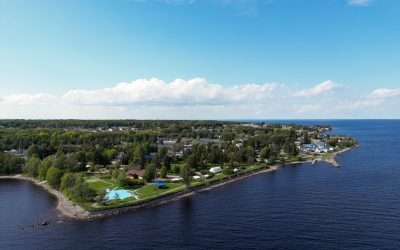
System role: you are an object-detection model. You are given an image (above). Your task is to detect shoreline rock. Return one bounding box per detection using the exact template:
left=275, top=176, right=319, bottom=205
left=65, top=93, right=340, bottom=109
left=0, top=175, right=89, bottom=219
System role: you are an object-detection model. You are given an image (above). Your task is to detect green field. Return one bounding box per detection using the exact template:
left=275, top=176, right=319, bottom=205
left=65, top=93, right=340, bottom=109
left=135, top=183, right=183, bottom=199
left=88, top=181, right=112, bottom=190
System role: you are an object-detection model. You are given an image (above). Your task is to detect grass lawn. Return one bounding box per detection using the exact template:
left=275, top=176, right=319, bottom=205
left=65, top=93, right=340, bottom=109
left=135, top=183, right=183, bottom=199
left=81, top=164, right=277, bottom=211
left=88, top=181, right=112, bottom=190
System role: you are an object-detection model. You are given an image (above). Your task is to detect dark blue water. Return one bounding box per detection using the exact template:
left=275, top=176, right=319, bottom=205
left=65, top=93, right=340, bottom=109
left=1, top=120, right=400, bottom=249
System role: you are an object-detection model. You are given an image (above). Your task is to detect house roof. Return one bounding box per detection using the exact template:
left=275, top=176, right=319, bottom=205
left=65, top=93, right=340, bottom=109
left=127, top=166, right=145, bottom=177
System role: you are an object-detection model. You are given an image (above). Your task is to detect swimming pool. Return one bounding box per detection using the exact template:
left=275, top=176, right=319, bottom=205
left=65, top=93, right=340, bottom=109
left=105, top=189, right=139, bottom=201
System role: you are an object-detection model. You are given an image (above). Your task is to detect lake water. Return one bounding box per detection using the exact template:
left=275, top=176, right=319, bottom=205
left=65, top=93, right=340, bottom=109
left=1, top=120, right=399, bottom=249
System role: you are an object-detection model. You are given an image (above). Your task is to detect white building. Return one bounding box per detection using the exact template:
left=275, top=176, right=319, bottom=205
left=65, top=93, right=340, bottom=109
left=209, top=166, right=222, bottom=174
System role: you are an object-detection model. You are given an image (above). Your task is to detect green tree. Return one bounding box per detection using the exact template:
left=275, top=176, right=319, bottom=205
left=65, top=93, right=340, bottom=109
left=54, top=151, right=67, bottom=169
left=46, top=166, right=63, bottom=189
left=132, top=146, right=146, bottom=168
left=117, top=170, right=127, bottom=183
left=153, top=156, right=161, bottom=169
left=187, top=154, right=199, bottom=170
left=25, top=156, right=41, bottom=177
left=259, top=147, right=271, bottom=160
left=162, top=155, right=171, bottom=171
left=143, top=164, right=156, bottom=182
left=289, top=144, right=299, bottom=156
left=180, top=164, right=193, bottom=188
left=60, top=172, right=77, bottom=191
left=70, top=176, right=95, bottom=201
left=38, top=156, right=53, bottom=180
left=60, top=172, right=95, bottom=201
left=159, top=147, right=168, bottom=160
left=159, top=165, right=167, bottom=178
left=0, top=153, right=24, bottom=174
left=111, top=169, right=120, bottom=180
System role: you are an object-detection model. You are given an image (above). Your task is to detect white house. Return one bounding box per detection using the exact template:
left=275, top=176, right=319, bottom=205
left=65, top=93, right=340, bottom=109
left=209, top=166, right=222, bottom=174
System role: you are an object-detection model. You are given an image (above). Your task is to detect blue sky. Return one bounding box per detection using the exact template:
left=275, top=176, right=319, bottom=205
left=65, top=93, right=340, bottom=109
left=0, top=0, right=399, bottom=119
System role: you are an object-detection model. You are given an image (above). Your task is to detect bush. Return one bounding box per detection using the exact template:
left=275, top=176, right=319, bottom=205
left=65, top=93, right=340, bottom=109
left=119, top=178, right=145, bottom=188
left=223, top=167, right=233, bottom=175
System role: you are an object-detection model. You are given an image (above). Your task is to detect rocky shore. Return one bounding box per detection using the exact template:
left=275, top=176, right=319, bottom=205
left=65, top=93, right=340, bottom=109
left=320, top=147, right=354, bottom=167
left=0, top=175, right=89, bottom=219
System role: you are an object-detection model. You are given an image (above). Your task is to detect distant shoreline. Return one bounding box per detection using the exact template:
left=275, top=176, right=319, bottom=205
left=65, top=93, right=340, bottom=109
left=0, top=146, right=354, bottom=220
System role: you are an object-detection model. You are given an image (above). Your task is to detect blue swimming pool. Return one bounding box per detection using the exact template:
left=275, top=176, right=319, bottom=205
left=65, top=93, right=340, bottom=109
left=105, top=189, right=137, bottom=201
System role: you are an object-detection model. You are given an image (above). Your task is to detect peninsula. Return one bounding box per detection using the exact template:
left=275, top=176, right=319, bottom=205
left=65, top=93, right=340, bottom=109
left=0, top=120, right=358, bottom=219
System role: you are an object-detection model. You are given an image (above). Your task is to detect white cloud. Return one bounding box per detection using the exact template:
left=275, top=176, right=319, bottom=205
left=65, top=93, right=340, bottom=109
left=348, top=0, right=373, bottom=7
left=1, top=78, right=399, bottom=119
left=0, top=93, right=56, bottom=106
left=292, top=80, right=342, bottom=98
left=62, top=78, right=281, bottom=106
left=368, top=88, right=400, bottom=99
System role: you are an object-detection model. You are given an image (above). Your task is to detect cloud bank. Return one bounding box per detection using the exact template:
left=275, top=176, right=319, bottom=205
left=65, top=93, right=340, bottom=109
left=0, top=78, right=398, bottom=119
left=62, top=78, right=281, bottom=106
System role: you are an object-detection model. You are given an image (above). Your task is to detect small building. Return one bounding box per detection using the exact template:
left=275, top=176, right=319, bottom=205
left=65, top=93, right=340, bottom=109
left=316, top=148, right=329, bottom=153
left=183, top=144, right=193, bottom=151
left=163, top=140, right=177, bottom=145
left=171, top=177, right=183, bottom=182
left=175, top=151, right=183, bottom=157
left=127, top=166, right=145, bottom=179
left=209, top=166, right=222, bottom=174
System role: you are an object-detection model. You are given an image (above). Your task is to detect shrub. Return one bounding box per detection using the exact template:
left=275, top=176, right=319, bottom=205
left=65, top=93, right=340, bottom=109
left=120, top=178, right=145, bottom=188
left=223, top=167, right=233, bottom=175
